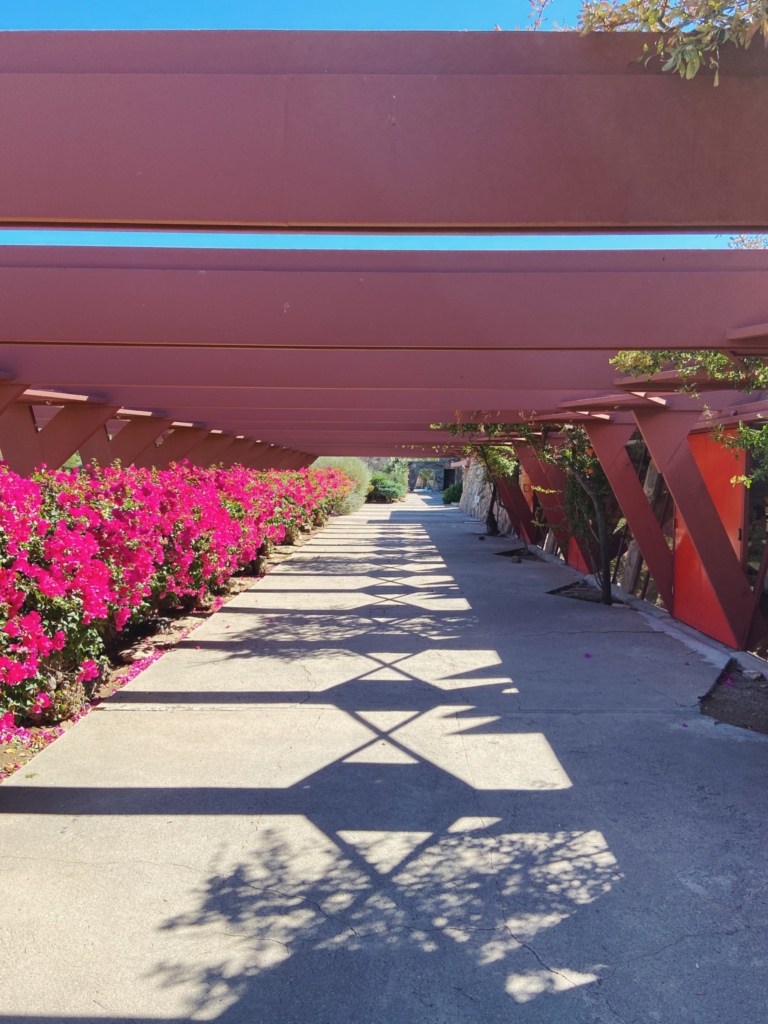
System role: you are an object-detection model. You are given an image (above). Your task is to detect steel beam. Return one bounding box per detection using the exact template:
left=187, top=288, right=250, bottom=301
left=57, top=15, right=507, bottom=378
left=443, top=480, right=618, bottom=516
left=184, top=432, right=236, bottom=467
left=634, top=408, right=756, bottom=648
left=0, top=381, right=28, bottom=415
left=1, top=248, right=766, bottom=353
left=0, top=31, right=765, bottom=230
left=218, top=439, right=259, bottom=468
left=585, top=421, right=674, bottom=611
left=513, top=444, right=572, bottom=558
left=0, top=344, right=617, bottom=392
left=494, top=475, right=539, bottom=546
left=0, top=401, right=119, bottom=476
left=137, top=426, right=209, bottom=470
left=79, top=416, right=172, bottom=467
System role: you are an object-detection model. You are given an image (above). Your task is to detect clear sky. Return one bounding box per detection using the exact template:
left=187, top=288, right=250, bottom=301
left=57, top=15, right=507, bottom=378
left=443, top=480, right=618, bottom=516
left=0, top=1, right=733, bottom=251
left=0, top=1, right=583, bottom=32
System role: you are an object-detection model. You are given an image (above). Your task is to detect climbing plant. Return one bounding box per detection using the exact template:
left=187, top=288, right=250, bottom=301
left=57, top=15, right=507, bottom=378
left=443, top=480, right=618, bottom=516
left=612, top=235, right=768, bottom=481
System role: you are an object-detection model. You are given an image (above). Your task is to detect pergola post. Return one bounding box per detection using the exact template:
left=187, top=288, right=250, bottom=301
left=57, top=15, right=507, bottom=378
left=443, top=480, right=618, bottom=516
left=243, top=444, right=280, bottom=470
left=282, top=451, right=312, bottom=469
left=584, top=421, right=674, bottom=611
left=38, top=403, right=120, bottom=471
left=0, top=382, right=29, bottom=416
left=514, top=442, right=591, bottom=567
left=493, top=474, right=539, bottom=546
left=634, top=408, right=757, bottom=648
left=0, top=403, right=43, bottom=476
left=0, top=400, right=118, bottom=476
left=184, top=432, right=236, bottom=467
left=218, top=439, right=259, bottom=468
left=80, top=416, right=172, bottom=468
left=137, top=426, right=209, bottom=470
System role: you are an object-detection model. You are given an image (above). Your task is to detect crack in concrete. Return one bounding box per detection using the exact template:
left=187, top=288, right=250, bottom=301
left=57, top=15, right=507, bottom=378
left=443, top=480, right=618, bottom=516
left=737, top=880, right=768, bottom=910
left=600, top=993, right=634, bottom=1024
left=240, top=879, right=360, bottom=939
left=614, top=932, right=702, bottom=966
left=454, top=707, right=478, bottom=792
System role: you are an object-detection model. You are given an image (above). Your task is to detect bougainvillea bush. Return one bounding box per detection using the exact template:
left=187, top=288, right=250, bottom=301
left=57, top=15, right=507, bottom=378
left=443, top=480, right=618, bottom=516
left=0, top=461, right=351, bottom=741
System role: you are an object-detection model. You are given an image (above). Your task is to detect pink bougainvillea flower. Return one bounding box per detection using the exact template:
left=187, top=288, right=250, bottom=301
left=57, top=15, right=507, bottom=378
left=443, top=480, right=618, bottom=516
left=0, top=461, right=352, bottom=728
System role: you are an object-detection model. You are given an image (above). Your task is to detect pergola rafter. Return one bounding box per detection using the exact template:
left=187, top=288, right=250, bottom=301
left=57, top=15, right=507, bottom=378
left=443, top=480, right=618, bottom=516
left=0, top=29, right=767, bottom=647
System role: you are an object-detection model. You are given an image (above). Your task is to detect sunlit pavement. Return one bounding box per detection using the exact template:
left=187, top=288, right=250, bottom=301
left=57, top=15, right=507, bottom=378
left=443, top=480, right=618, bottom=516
left=2, top=493, right=767, bottom=1023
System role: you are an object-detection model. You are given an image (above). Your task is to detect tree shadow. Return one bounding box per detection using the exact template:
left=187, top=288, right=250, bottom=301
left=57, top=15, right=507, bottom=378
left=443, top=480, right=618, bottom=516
left=149, top=820, right=616, bottom=1022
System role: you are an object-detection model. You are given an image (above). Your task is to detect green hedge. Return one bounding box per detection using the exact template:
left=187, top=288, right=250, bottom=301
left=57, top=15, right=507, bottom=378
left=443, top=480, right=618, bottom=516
left=442, top=482, right=463, bottom=504
left=367, top=472, right=407, bottom=503
left=312, top=457, right=371, bottom=513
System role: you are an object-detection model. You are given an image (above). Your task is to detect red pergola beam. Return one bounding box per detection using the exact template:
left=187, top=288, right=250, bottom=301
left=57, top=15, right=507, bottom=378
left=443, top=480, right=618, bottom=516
left=0, top=345, right=617, bottom=392
left=184, top=431, right=237, bottom=467
left=494, top=475, right=540, bottom=546
left=79, top=415, right=172, bottom=467
left=0, top=401, right=118, bottom=475
left=6, top=388, right=611, bottom=415
left=584, top=421, right=674, bottom=610
left=0, top=31, right=766, bottom=230
left=135, top=426, right=208, bottom=470
left=1, top=248, right=767, bottom=351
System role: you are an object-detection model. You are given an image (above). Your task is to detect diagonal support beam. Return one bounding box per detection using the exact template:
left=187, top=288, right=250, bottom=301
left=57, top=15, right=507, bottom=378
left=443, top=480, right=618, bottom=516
left=38, top=403, right=119, bottom=471
left=136, top=426, right=209, bottom=470
left=585, top=421, right=674, bottom=611
left=0, top=381, right=29, bottom=415
left=0, top=403, right=43, bottom=476
left=634, top=408, right=755, bottom=648
left=493, top=475, right=539, bottom=546
left=514, top=442, right=592, bottom=566
left=0, top=400, right=118, bottom=476
left=80, top=416, right=172, bottom=468
left=184, top=432, right=236, bottom=467
left=282, top=451, right=313, bottom=470
left=244, top=443, right=282, bottom=470
left=218, top=439, right=260, bottom=468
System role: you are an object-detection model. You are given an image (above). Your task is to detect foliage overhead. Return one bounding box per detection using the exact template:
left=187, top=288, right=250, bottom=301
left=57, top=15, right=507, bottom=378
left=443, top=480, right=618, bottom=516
left=611, top=349, right=768, bottom=392
left=716, top=421, right=768, bottom=486
left=579, top=1, right=768, bottom=84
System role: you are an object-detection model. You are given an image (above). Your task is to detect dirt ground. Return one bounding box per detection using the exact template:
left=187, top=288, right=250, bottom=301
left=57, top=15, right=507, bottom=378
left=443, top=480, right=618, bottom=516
left=700, top=662, right=768, bottom=736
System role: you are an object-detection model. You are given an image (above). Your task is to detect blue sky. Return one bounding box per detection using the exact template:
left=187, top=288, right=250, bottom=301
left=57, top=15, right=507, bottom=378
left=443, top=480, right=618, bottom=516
left=0, top=1, right=583, bottom=32
left=0, top=1, right=734, bottom=251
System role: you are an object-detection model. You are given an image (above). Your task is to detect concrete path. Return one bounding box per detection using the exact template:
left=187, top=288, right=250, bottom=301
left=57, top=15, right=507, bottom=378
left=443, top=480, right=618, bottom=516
left=2, top=494, right=767, bottom=1024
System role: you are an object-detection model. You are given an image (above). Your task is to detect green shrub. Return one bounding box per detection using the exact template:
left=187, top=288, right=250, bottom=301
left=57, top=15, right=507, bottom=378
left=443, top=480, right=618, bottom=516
left=442, top=481, right=463, bottom=505
left=367, top=472, right=407, bottom=503
left=313, top=456, right=371, bottom=514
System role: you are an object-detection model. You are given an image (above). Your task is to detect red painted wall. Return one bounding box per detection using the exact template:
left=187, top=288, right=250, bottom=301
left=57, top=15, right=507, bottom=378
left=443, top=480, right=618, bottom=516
left=673, top=430, right=745, bottom=646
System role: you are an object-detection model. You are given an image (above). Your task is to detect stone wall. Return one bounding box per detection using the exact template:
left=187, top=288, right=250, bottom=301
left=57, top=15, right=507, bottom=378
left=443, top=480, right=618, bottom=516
left=407, top=458, right=460, bottom=491
left=458, top=460, right=514, bottom=535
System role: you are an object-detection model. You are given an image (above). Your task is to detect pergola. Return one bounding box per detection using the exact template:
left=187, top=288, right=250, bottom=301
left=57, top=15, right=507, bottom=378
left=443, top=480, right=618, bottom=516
left=1, top=29, right=767, bottom=647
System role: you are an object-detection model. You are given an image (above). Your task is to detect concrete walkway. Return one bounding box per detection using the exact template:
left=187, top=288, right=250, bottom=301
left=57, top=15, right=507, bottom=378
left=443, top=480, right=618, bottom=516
left=2, top=494, right=767, bottom=1024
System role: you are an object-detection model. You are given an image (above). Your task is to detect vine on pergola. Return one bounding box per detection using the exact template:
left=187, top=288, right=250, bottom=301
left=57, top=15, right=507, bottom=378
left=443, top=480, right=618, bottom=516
left=612, top=237, right=768, bottom=483
left=579, top=1, right=768, bottom=84
left=528, top=0, right=768, bottom=83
